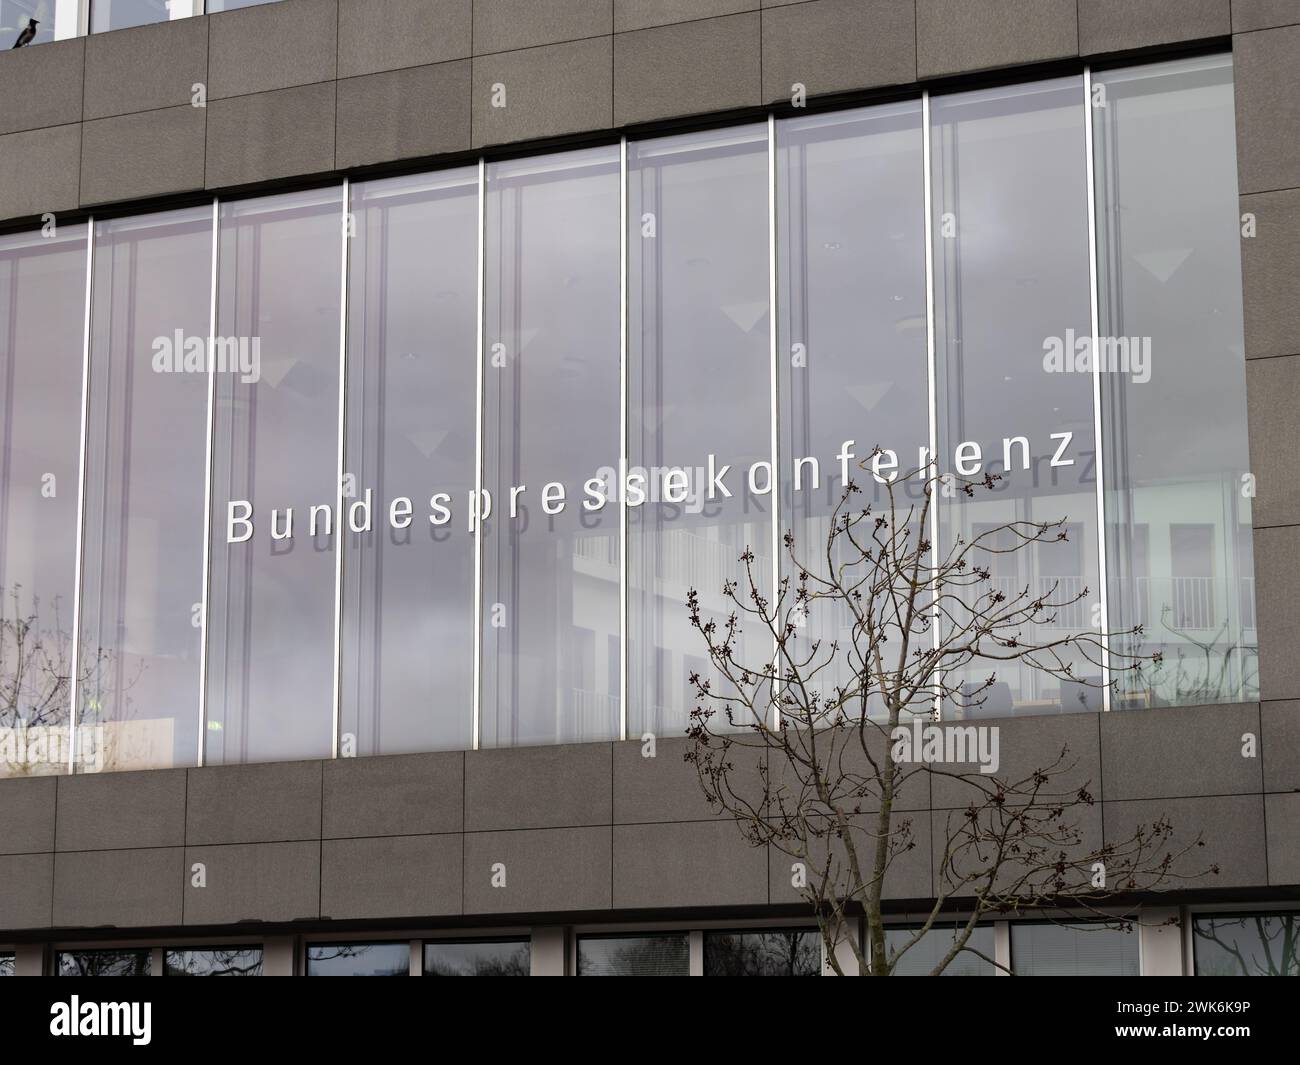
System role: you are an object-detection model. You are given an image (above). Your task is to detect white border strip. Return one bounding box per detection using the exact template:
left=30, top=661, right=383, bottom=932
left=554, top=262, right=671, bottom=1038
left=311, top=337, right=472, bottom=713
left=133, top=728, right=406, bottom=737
left=768, top=113, right=782, bottom=730
left=330, top=179, right=351, bottom=758
left=67, top=218, right=95, bottom=773
left=922, top=91, right=941, bottom=720
left=619, top=136, right=629, bottom=744
left=1083, top=68, right=1112, bottom=711
left=472, top=158, right=486, bottom=752
left=197, top=197, right=219, bottom=766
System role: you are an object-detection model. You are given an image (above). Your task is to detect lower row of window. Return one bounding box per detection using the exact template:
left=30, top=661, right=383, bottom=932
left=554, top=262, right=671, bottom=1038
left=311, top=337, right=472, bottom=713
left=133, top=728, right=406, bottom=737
left=4, top=913, right=1296, bottom=976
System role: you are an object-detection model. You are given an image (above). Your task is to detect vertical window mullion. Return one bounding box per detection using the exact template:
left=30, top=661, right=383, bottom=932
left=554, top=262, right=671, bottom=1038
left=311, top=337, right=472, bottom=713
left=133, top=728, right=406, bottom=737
left=68, top=219, right=95, bottom=773
left=922, top=90, right=941, bottom=720
left=331, top=180, right=351, bottom=758
left=472, top=158, right=486, bottom=752
left=1083, top=67, right=1112, bottom=711
left=198, top=197, right=219, bottom=766
left=768, top=113, right=781, bottom=730
left=620, top=136, right=629, bottom=743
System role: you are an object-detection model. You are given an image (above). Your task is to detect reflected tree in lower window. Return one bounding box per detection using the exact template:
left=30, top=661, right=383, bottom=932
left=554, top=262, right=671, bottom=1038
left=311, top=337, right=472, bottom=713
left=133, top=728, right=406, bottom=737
left=1194, top=914, right=1300, bottom=976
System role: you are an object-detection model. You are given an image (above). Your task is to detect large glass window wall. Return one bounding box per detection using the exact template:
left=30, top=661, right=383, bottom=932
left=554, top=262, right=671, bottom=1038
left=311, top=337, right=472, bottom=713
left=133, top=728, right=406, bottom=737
left=0, top=54, right=1254, bottom=777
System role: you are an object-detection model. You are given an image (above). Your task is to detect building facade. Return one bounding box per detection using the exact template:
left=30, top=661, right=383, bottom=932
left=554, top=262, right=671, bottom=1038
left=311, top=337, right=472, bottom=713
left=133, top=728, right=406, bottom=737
left=0, top=0, right=1297, bottom=975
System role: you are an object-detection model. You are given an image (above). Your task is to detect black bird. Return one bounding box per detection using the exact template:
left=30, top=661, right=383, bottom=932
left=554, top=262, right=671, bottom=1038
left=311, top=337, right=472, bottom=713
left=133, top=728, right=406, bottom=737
left=12, top=18, right=38, bottom=49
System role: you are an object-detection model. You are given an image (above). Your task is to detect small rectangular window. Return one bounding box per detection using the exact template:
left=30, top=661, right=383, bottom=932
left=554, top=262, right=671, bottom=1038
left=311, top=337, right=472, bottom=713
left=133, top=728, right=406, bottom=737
left=57, top=949, right=151, bottom=977
left=1010, top=922, right=1139, bottom=976
left=423, top=939, right=529, bottom=977
left=306, top=942, right=410, bottom=977
left=577, top=934, right=689, bottom=976
left=1193, top=913, right=1300, bottom=976
left=164, top=947, right=263, bottom=977
left=883, top=925, right=996, bottom=975
left=704, top=930, right=821, bottom=976
left=0, top=953, right=14, bottom=976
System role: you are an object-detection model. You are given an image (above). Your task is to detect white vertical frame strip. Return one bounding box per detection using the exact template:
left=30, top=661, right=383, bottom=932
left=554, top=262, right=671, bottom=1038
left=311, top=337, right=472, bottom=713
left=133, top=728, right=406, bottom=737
left=994, top=920, right=1011, bottom=975
left=619, top=136, right=629, bottom=744
left=1083, top=67, right=1112, bottom=711
left=472, top=158, right=486, bottom=752
left=768, top=113, right=782, bottom=730
left=922, top=91, right=941, bottom=720
left=331, top=179, right=350, bottom=758
left=67, top=218, right=95, bottom=773
left=56, top=0, right=85, bottom=40
left=197, top=197, right=219, bottom=767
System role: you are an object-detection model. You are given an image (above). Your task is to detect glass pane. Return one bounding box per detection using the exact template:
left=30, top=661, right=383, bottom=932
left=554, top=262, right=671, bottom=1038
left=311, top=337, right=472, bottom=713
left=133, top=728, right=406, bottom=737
left=0, top=223, right=87, bottom=779
left=78, top=208, right=211, bottom=774
left=423, top=939, right=530, bottom=976
left=1193, top=913, right=1300, bottom=976
left=340, top=169, right=478, bottom=755
left=775, top=101, right=928, bottom=713
left=90, top=0, right=173, bottom=33
left=0, top=953, right=13, bottom=975
left=204, top=0, right=276, bottom=10
left=205, top=188, right=343, bottom=765
left=885, top=924, right=996, bottom=975
left=1094, top=55, right=1255, bottom=708
left=577, top=933, right=689, bottom=976
left=2, top=1, right=72, bottom=47
left=1010, top=922, right=1139, bottom=975
left=165, top=947, right=263, bottom=976
left=628, top=125, right=772, bottom=738
left=930, top=77, right=1101, bottom=718
left=306, top=942, right=409, bottom=976
left=482, top=146, right=622, bottom=747
left=58, top=949, right=151, bottom=976
left=704, top=930, right=821, bottom=975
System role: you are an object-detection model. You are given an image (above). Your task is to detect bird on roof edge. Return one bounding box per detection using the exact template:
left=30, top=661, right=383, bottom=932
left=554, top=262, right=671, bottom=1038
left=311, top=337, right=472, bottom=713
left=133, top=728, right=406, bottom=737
left=13, top=18, right=38, bottom=49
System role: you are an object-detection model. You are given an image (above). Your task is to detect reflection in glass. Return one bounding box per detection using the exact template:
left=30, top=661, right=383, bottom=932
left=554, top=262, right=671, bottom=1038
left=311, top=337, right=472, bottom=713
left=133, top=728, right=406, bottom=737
left=205, top=188, right=343, bottom=765
left=423, top=939, right=529, bottom=976
left=204, top=0, right=276, bottom=10
left=884, top=924, right=995, bottom=975
left=58, top=949, right=151, bottom=976
left=0, top=952, right=13, bottom=975
left=1010, top=921, right=1138, bottom=975
left=775, top=102, right=928, bottom=711
left=930, top=77, right=1101, bottom=717
left=482, top=147, right=622, bottom=746
left=1193, top=913, right=1300, bottom=976
left=577, top=933, right=689, bottom=976
left=165, top=947, right=263, bottom=976
left=704, top=930, right=820, bottom=976
left=1095, top=55, right=1255, bottom=708
left=78, top=208, right=211, bottom=774
left=0, top=225, right=87, bottom=779
left=341, top=170, right=478, bottom=755
left=628, top=126, right=772, bottom=738
left=1, top=0, right=70, bottom=47
left=306, top=942, right=409, bottom=977
left=90, top=0, right=173, bottom=33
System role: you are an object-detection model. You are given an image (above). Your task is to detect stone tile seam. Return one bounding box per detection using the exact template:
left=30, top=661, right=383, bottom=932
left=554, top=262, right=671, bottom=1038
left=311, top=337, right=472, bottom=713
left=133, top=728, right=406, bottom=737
left=77, top=97, right=210, bottom=126
left=616, top=0, right=764, bottom=37
left=1233, top=22, right=1300, bottom=38
left=200, top=77, right=339, bottom=105
left=1241, top=184, right=1300, bottom=198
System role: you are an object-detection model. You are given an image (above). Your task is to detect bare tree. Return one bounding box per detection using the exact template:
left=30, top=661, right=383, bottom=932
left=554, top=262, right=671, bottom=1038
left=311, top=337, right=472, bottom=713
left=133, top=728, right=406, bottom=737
left=685, top=457, right=1216, bottom=975
left=0, top=584, right=125, bottom=776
